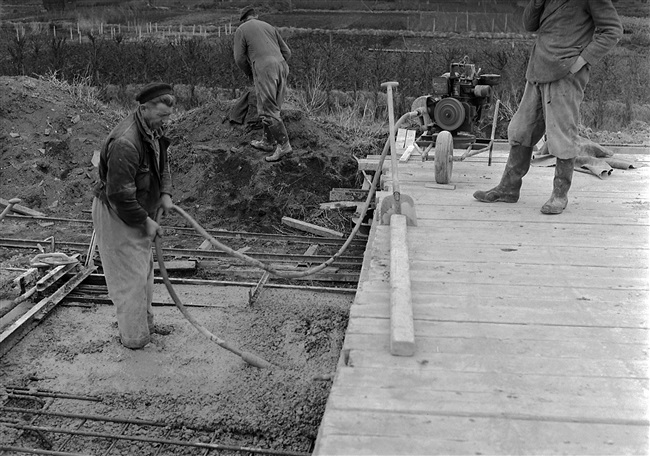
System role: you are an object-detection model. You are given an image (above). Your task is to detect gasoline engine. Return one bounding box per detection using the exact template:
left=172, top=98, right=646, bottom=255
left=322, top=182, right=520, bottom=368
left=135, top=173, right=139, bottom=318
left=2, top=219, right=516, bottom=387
left=413, top=57, right=501, bottom=149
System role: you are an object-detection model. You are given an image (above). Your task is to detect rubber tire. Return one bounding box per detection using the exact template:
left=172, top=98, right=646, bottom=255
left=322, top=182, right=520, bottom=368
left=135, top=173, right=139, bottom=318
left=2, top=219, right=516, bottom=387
left=434, top=130, right=454, bottom=184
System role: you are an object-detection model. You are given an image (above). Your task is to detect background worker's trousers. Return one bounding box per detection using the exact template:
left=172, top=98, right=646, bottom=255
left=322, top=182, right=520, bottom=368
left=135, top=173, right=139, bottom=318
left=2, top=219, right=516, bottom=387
left=92, top=198, right=154, bottom=349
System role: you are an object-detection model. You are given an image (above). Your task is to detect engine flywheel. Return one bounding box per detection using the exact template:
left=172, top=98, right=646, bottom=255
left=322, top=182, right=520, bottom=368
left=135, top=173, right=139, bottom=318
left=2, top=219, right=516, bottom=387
left=433, top=97, right=465, bottom=131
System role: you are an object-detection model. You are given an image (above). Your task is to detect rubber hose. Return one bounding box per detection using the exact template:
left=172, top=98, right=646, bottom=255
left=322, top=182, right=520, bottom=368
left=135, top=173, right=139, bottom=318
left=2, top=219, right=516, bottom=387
left=154, top=222, right=273, bottom=369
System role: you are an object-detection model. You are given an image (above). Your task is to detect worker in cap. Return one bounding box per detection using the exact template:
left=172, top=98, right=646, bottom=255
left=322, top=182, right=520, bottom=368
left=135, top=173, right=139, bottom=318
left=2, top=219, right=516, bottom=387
left=234, top=5, right=293, bottom=162
left=92, top=82, right=176, bottom=349
left=473, top=0, right=622, bottom=214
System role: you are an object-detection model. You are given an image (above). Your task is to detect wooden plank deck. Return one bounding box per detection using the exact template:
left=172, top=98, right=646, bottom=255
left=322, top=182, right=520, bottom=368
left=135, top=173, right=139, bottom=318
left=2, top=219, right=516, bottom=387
left=313, top=138, right=650, bottom=455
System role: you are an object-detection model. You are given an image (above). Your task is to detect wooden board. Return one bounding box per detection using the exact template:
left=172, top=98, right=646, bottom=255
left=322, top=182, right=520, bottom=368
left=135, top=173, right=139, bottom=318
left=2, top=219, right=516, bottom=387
left=281, top=216, right=344, bottom=238
left=329, top=188, right=370, bottom=202
left=314, top=150, right=650, bottom=455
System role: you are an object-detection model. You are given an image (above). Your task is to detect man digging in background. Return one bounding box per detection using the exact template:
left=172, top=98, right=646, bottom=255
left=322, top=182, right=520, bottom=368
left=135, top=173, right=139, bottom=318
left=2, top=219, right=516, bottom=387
left=234, top=5, right=293, bottom=162
left=473, top=0, right=623, bottom=214
left=92, top=82, right=175, bottom=349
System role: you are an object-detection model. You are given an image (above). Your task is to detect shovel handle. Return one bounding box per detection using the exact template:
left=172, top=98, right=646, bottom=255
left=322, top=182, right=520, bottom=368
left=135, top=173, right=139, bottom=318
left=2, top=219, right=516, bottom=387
left=382, top=81, right=401, bottom=204
left=0, top=197, right=21, bottom=222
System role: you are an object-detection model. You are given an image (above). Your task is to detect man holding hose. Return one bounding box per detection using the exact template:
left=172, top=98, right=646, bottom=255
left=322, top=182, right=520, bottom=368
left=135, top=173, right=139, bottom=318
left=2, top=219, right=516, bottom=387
left=92, top=82, right=175, bottom=349
left=473, top=0, right=622, bottom=214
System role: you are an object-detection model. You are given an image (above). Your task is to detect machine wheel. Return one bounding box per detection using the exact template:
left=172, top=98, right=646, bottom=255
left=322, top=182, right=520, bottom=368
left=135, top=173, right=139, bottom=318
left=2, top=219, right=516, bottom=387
left=434, top=131, right=454, bottom=184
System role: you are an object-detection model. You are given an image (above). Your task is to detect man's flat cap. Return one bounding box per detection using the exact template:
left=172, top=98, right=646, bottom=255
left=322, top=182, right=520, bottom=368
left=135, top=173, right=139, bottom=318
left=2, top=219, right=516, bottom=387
left=239, top=5, right=255, bottom=22
left=136, top=82, right=173, bottom=104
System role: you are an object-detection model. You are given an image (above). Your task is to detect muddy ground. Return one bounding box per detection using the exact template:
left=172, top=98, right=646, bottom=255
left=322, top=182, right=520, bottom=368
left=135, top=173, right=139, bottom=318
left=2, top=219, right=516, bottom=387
left=0, top=76, right=367, bottom=453
left=0, top=285, right=351, bottom=454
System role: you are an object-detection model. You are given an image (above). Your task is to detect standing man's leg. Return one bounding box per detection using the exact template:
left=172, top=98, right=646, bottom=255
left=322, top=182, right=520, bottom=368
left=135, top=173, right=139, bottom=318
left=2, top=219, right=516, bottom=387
left=540, top=66, right=589, bottom=214
left=474, top=81, right=545, bottom=203
left=254, top=61, right=292, bottom=162
left=229, top=88, right=250, bottom=125
left=92, top=198, right=154, bottom=349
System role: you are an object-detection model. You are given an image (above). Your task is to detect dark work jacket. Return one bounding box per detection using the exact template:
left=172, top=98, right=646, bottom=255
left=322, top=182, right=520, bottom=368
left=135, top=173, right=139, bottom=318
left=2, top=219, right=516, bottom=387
left=523, top=0, right=622, bottom=83
left=233, top=18, right=291, bottom=79
left=93, top=108, right=172, bottom=226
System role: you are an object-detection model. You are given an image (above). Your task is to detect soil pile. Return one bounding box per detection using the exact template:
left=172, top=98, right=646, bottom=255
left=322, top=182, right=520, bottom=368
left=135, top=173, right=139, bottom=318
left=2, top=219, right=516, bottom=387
left=167, top=101, right=360, bottom=232
left=0, top=75, right=361, bottom=233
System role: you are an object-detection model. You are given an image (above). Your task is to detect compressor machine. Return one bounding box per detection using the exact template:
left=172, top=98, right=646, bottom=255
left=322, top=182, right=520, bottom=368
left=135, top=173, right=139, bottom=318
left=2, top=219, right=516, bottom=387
left=411, top=56, right=501, bottom=183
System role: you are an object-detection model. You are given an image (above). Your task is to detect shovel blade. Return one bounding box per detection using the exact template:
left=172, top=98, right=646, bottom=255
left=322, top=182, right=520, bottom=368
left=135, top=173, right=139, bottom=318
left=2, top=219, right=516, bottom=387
left=379, top=195, right=417, bottom=226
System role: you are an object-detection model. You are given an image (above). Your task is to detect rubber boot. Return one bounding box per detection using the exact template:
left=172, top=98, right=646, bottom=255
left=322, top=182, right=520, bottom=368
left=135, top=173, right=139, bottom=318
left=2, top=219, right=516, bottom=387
left=265, top=142, right=292, bottom=162
left=540, top=157, right=575, bottom=215
left=250, top=125, right=276, bottom=152
left=266, top=119, right=290, bottom=146
left=264, top=119, right=292, bottom=162
left=473, top=145, right=533, bottom=203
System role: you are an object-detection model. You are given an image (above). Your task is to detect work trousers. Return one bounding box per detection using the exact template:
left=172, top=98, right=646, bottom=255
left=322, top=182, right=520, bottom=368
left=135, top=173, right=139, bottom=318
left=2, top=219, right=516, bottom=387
left=92, top=197, right=154, bottom=349
left=253, top=59, right=289, bottom=123
left=508, top=65, right=590, bottom=159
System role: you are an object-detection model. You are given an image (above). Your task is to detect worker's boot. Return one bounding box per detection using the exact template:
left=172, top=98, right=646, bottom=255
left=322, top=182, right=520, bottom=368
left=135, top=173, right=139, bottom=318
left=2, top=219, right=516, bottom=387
left=473, top=145, right=533, bottom=203
left=265, top=120, right=292, bottom=162
left=265, top=142, right=293, bottom=162
left=250, top=125, right=276, bottom=152
left=540, top=157, right=576, bottom=215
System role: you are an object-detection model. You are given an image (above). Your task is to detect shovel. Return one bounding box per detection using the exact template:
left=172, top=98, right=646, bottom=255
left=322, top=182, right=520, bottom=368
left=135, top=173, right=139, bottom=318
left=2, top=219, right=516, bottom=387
left=379, top=81, right=417, bottom=226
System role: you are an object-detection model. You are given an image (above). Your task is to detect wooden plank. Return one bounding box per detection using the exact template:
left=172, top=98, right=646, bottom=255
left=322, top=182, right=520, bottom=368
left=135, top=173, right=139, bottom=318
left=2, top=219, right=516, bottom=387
left=334, top=366, right=647, bottom=407
left=398, top=144, right=415, bottom=162
left=0, top=266, right=96, bottom=357
left=319, top=201, right=359, bottom=211
left=324, top=386, right=647, bottom=422
left=329, top=188, right=369, bottom=202
left=398, top=130, right=418, bottom=162
left=316, top=410, right=648, bottom=455
left=365, top=262, right=647, bottom=291
left=370, top=232, right=649, bottom=268
left=359, top=279, right=649, bottom=305
left=404, top=129, right=416, bottom=147
left=391, top=222, right=650, bottom=247
left=343, top=336, right=648, bottom=368
left=389, top=215, right=414, bottom=356
left=345, top=318, right=648, bottom=345
left=281, top=216, right=344, bottom=238
left=409, top=205, right=649, bottom=225
left=356, top=158, right=382, bottom=172
left=198, top=239, right=212, bottom=250
left=351, top=291, right=648, bottom=328
left=395, top=128, right=407, bottom=149
left=153, top=260, right=196, bottom=271
left=0, top=197, right=46, bottom=217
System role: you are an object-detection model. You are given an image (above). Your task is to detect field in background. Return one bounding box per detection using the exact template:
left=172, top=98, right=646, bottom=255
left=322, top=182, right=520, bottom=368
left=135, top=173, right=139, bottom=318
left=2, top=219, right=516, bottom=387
left=1, top=0, right=648, bottom=138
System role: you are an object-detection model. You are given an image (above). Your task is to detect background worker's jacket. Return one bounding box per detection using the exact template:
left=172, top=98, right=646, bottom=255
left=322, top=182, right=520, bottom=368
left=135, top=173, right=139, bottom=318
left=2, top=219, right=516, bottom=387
left=523, top=0, right=622, bottom=83
left=233, top=18, right=291, bottom=79
left=93, top=108, right=172, bottom=226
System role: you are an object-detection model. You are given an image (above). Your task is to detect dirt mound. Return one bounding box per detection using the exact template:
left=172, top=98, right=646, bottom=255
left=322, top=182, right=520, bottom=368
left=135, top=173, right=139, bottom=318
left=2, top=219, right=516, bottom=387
left=167, top=102, right=360, bottom=232
left=0, top=76, right=361, bottom=234
left=0, top=76, right=110, bottom=220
